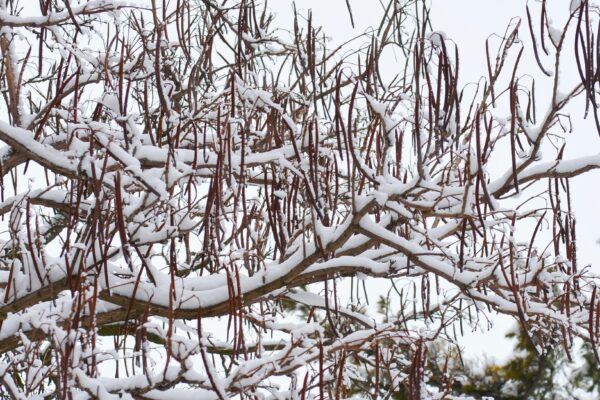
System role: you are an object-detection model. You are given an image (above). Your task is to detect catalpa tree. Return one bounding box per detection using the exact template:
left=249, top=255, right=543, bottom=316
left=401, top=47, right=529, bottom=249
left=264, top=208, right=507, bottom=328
left=0, top=0, right=598, bottom=398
